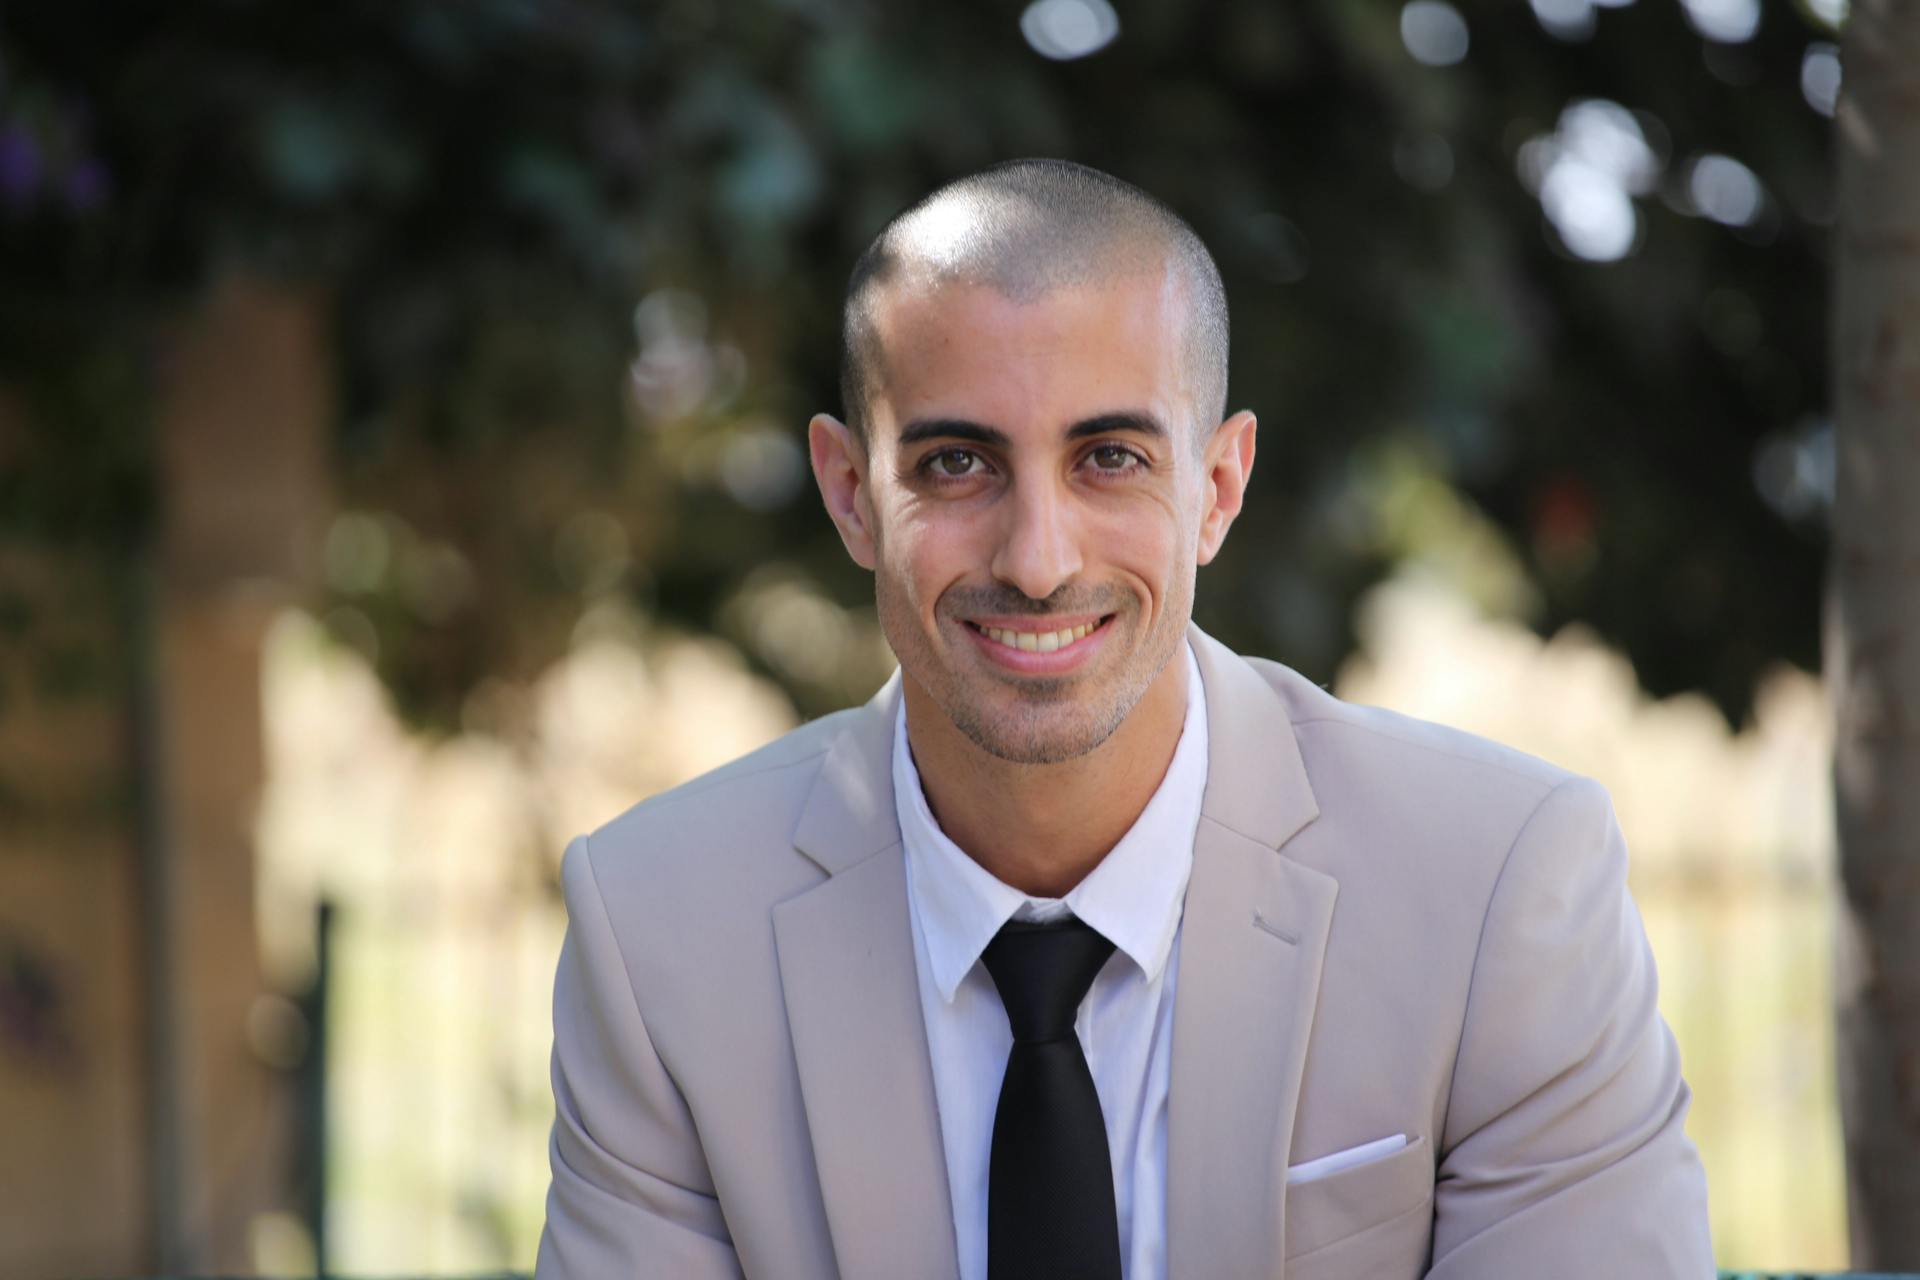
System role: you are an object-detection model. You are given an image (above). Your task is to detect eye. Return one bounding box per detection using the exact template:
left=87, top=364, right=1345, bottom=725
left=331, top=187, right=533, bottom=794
left=925, top=448, right=988, bottom=479
left=1087, top=444, right=1142, bottom=473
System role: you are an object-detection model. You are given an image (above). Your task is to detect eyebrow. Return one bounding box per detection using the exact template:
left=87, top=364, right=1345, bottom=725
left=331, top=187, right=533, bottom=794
left=897, top=411, right=1167, bottom=448
left=1065, top=412, right=1166, bottom=442
left=898, top=418, right=1010, bottom=448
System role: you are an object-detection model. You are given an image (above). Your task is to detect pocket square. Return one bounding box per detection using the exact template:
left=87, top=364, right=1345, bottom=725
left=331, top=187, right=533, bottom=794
left=1285, top=1133, right=1409, bottom=1185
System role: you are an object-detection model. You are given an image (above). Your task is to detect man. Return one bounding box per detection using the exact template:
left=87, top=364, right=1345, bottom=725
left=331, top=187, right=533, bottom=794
left=536, top=159, right=1713, bottom=1278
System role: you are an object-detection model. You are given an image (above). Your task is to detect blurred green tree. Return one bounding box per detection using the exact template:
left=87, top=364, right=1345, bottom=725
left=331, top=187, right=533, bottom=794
left=0, top=0, right=1835, bottom=727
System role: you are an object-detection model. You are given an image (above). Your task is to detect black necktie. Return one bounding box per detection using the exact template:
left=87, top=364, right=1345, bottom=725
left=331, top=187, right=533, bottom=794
left=980, top=916, right=1122, bottom=1280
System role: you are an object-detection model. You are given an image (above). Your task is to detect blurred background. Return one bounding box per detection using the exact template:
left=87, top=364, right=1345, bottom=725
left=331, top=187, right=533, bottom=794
left=0, top=0, right=1854, bottom=1274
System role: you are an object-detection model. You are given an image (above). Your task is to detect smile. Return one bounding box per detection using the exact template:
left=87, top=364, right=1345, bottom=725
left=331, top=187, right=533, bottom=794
left=973, top=619, right=1101, bottom=653
left=961, top=615, right=1115, bottom=667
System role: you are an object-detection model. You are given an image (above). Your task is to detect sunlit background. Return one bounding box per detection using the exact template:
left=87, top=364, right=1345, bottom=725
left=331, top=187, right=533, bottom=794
left=0, top=0, right=1845, bottom=1274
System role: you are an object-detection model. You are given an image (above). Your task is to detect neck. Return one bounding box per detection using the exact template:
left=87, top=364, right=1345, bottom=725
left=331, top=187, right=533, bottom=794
left=904, top=653, right=1190, bottom=898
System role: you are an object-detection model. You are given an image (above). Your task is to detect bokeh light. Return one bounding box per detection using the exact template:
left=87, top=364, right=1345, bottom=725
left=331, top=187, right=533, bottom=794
left=1688, top=153, right=1767, bottom=227
left=1518, top=99, right=1661, bottom=262
left=1752, top=419, right=1835, bottom=523
left=1019, top=0, right=1120, bottom=61
left=1531, top=0, right=1598, bottom=42
left=1805, top=0, right=1848, bottom=30
left=1400, top=1, right=1471, bottom=67
left=1681, top=0, right=1761, bottom=44
left=1801, top=43, right=1841, bottom=118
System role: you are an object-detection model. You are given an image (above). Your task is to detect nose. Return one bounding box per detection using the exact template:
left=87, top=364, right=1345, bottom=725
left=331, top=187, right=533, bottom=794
left=989, top=475, right=1084, bottom=602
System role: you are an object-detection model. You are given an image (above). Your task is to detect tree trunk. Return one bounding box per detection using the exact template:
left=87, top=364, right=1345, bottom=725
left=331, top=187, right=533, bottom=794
left=1829, top=0, right=1920, bottom=1265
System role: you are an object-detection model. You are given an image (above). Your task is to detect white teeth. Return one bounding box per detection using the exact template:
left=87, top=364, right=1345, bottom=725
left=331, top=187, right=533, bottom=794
left=980, top=621, right=1101, bottom=651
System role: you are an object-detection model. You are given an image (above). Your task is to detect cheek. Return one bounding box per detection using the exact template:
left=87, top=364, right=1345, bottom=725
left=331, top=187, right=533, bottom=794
left=1089, top=502, right=1185, bottom=591
left=880, top=515, right=973, bottom=613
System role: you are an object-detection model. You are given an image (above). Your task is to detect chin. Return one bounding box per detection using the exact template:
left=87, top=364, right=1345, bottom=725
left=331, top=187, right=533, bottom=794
left=948, top=691, right=1131, bottom=766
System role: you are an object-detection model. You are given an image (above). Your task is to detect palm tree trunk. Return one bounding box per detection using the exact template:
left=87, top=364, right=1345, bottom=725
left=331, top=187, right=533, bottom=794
left=1829, top=0, right=1920, bottom=1264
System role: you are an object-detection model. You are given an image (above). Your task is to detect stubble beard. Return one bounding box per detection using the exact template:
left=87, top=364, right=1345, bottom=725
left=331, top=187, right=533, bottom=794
left=945, top=668, right=1137, bottom=765
left=877, top=571, right=1193, bottom=767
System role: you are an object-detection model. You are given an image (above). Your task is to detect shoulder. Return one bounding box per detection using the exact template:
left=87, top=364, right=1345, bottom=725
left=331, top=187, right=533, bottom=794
left=1231, top=650, right=1619, bottom=906
left=556, top=705, right=878, bottom=1039
left=1248, top=653, right=1574, bottom=800
left=565, top=707, right=860, bottom=925
left=593, top=707, right=851, bottom=848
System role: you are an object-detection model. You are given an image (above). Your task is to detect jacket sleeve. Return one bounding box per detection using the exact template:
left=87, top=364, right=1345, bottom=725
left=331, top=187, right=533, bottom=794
left=536, top=835, right=746, bottom=1280
left=1425, top=777, right=1714, bottom=1278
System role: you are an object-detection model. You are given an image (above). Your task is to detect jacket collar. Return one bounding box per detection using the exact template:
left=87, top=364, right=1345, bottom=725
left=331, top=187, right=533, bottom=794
left=791, top=668, right=903, bottom=876
left=779, top=625, right=1333, bottom=1278
left=1189, top=623, right=1320, bottom=847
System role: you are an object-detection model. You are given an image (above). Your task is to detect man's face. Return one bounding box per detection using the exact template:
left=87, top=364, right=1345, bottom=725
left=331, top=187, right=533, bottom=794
left=813, top=265, right=1253, bottom=765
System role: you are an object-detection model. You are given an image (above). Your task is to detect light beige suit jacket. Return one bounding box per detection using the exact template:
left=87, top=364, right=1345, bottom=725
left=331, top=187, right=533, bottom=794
left=536, top=627, right=1713, bottom=1279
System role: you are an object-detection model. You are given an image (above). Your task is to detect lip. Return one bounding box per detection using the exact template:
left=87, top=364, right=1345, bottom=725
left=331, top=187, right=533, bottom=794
left=959, top=614, right=1115, bottom=675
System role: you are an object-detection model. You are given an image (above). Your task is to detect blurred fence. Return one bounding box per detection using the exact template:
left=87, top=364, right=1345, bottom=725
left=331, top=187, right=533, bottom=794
left=260, top=571, right=1847, bottom=1273
left=257, top=607, right=799, bottom=1274
left=318, top=895, right=562, bottom=1270
left=1639, top=861, right=1842, bottom=1267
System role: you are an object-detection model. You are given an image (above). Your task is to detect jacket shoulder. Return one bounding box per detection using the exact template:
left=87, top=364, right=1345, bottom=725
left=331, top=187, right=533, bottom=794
left=580, top=708, right=859, bottom=890
left=1246, top=654, right=1574, bottom=797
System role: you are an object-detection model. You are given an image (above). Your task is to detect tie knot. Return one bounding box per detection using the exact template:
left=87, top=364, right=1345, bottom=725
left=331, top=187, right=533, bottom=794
left=980, top=917, right=1116, bottom=1044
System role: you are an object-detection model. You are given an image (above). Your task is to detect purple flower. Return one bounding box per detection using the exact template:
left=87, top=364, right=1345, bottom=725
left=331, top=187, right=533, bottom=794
left=0, top=125, right=40, bottom=209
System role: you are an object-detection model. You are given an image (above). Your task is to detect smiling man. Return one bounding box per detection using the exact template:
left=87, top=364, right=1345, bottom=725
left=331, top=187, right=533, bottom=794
left=536, top=160, right=1713, bottom=1279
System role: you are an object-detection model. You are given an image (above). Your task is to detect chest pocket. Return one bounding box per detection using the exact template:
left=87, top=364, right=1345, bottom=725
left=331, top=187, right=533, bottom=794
left=1282, top=1134, right=1433, bottom=1276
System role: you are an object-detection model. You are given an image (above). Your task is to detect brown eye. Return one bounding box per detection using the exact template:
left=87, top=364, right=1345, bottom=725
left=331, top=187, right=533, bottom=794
left=933, top=449, right=981, bottom=477
left=1090, top=445, right=1138, bottom=471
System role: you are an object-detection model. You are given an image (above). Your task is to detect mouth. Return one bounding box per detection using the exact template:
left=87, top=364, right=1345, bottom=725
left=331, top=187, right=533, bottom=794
left=964, top=615, right=1111, bottom=652
left=959, top=614, right=1116, bottom=669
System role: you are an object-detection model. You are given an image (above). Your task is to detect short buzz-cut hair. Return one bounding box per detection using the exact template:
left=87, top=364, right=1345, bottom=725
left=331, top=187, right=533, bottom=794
left=838, top=158, right=1230, bottom=447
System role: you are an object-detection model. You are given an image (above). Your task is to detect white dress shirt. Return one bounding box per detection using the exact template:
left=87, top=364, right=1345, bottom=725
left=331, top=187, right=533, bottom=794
left=893, top=643, right=1208, bottom=1280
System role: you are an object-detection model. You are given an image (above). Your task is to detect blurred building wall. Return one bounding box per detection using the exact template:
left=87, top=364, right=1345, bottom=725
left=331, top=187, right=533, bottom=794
left=0, top=274, right=329, bottom=1276
left=0, top=546, right=150, bottom=1275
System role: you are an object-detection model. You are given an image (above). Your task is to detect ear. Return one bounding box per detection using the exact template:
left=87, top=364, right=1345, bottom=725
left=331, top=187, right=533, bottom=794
left=1196, top=410, right=1257, bottom=565
left=809, top=413, right=878, bottom=570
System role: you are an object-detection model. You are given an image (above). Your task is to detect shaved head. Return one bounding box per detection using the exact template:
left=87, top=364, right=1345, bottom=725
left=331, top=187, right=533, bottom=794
left=839, top=158, right=1229, bottom=447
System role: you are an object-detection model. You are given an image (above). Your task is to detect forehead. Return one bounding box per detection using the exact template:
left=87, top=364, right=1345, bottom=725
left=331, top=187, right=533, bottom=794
left=866, top=268, right=1195, bottom=439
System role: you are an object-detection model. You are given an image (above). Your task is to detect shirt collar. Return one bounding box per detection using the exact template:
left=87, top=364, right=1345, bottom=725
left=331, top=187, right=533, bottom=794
left=893, top=643, right=1208, bottom=1004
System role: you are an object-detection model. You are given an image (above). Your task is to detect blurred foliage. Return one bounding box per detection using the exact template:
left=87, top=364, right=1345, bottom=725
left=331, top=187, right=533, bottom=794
left=0, top=0, right=1835, bottom=726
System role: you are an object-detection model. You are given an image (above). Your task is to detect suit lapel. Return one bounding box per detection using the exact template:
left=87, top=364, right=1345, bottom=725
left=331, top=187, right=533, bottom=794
left=774, top=675, right=959, bottom=1280
left=774, top=637, right=1337, bottom=1277
left=1166, top=629, right=1338, bottom=1277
